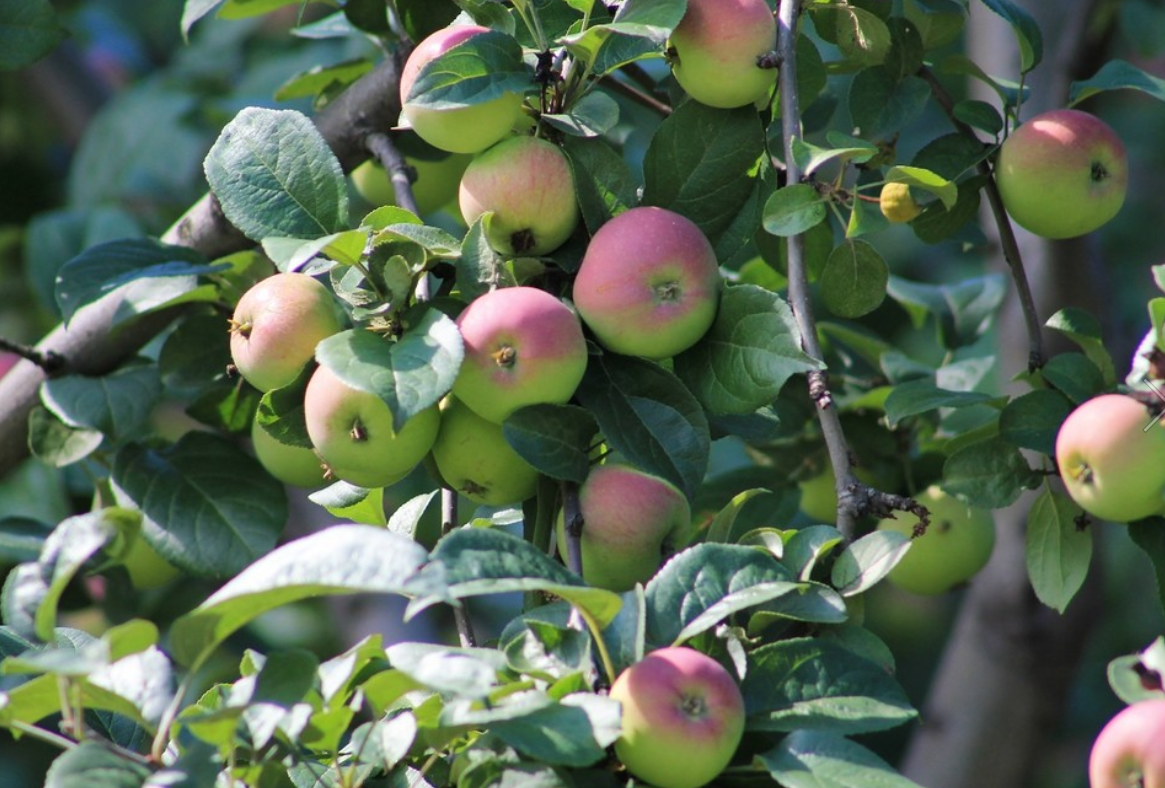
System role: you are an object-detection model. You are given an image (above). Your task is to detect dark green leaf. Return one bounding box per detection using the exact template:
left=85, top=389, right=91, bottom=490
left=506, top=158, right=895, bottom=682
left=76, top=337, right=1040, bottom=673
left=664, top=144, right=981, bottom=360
left=941, top=436, right=1038, bottom=509
left=492, top=694, right=617, bottom=767
left=1040, top=352, right=1105, bottom=404
left=1071, top=59, right=1165, bottom=106
left=44, top=742, right=153, bottom=788
left=458, top=218, right=517, bottom=301
left=542, top=91, right=620, bottom=138
left=1046, top=308, right=1116, bottom=387
left=820, top=240, right=888, bottom=318
left=503, top=404, right=597, bottom=484
left=1026, top=488, right=1092, bottom=613
left=563, top=137, right=639, bottom=238
left=953, top=99, right=1004, bottom=135
left=757, top=730, right=926, bottom=788
left=883, top=379, right=995, bottom=426
left=849, top=69, right=930, bottom=140
left=0, top=0, right=66, bottom=70
left=762, top=184, right=828, bottom=238
left=1129, top=517, right=1165, bottom=619
left=999, top=388, right=1074, bottom=455
left=41, top=365, right=161, bottom=440
left=406, top=30, right=530, bottom=109
left=980, top=0, right=1043, bottom=72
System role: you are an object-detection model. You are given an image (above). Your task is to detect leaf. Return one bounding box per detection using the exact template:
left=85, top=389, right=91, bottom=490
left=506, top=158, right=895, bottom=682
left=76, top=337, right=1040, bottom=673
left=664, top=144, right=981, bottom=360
left=820, top=240, right=889, bottom=319
left=849, top=69, right=930, bottom=140
left=28, top=408, right=104, bottom=468
left=315, top=310, right=464, bottom=431
left=541, top=91, right=620, bottom=138
left=111, top=432, right=287, bottom=579
left=835, top=6, right=893, bottom=66
left=458, top=218, right=516, bottom=300
left=386, top=491, right=440, bottom=540
left=1046, top=307, right=1116, bottom=387
left=757, top=730, right=926, bottom=788
left=490, top=693, right=616, bottom=767
left=830, top=530, right=912, bottom=597
left=1129, top=517, right=1165, bottom=619
left=41, top=365, right=162, bottom=440
left=502, top=404, right=597, bottom=484
left=54, top=238, right=220, bottom=326
left=1107, top=637, right=1165, bottom=704
left=642, top=101, right=766, bottom=245
left=170, top=525, right=434, bottom=667
left=674, top=285, right=820, bottom=416
left=1025, top=488, right=1092, bottom=613
left=941, top=436, right=1039, bottom=510
left=44, top=742, right=153, bottom=788
left=309, top=482, right=387, bottom=527
left=406, top=30, right=530, bottom=109
left=705, top=489, right=774, bottom=544
left=559, top=0, right=686, bottom=73
left=1070, top=59, right=1165, bottom=106
left=999, top=389, right=1074, bottom=455
left=645, top=544, right=800, bottom=648
left=0, top=0, right=66, bottom=70
left=563, top=137, right=639, bottom=238
left=979, top=0, right=1043, bottom=73
left=885, top=165, right=958, bottom=210
left=883, top=379, right=996, bottom=426
left=574, top=353, right=710, bottom=502
left=1040, top=352, right=1105, bottom=404
left=205, top=107, right=348, bottom=242
left=762, top=184, right=828, bottom=238
left=743, top=638, right=917, bottom=734
left=790, top=135, right=879, bottom=177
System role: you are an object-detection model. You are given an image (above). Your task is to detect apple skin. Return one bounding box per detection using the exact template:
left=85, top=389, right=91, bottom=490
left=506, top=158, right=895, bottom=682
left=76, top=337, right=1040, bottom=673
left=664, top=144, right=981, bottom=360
left=995, top=109, right=1127, bottom=239
left=400, top=25, right=524, bottom=155
left=876, top=485, right=995, bottom=596
left=351, top=152, right=472, bottom=215
left=556, top=464, right=690, bottom=592
left=453, top=286, right=588, bottom=425
left=429, top=395, right=540, bottom=506
left=609, top=646, right=745, bottom=788
left=303, top=364, right=440, bottom=489
left=250, top=418, right=326, bottom=489
left=123, top=535, right=182, bottom=591
left=229, top=273, right=343, bottom=393
left=458, top=136, right=580, bottom=256
left=1056, top=393, right=1165, bottom=523
left=669, top=0, right=777, bottom=109
left=573, top=207, right=721, bottom=360
left=1089, top=699, right=1165, bottom=788
left=879, top=182, right=923, bottom=223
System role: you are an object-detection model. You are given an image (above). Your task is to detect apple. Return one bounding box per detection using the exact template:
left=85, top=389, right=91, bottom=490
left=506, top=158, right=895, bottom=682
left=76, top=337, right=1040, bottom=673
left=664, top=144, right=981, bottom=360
left=573, top=207, right=721, bottom=360
left=303, top=364, right=440, bottom=489
left=876, top=485, right=995, bottom=596
left=250, top=418, right=326, bottom=489
left=229, top=272, right=343, bottom=392
left=399, top=25, right=524, bottom=155
left=669, top=0, right=777, bottom=109
left=609, top=646, right=745, bottom=788
left=1089, top=699, right=1165, bottom=788
left=1055, top=393, right=1165, bottom=523
left=995, top=108, right=1127, bottom=239
left=429, top=395, right=540, bottom=506
left=458, top=136, right=580, bottom=256
left=556, top=464, right=690, bottom=592
left=123, top=534, right=182, bottom=591
left=452, top=286, right=588, bottom=424
left=879, top=182, right=923, bottom=223
left=351, top=152, right=472, bottom=215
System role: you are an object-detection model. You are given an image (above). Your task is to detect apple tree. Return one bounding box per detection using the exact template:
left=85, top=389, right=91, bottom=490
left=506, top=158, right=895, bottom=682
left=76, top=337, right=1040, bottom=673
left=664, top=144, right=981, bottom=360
left=1, top=1, right=1165, bottom=787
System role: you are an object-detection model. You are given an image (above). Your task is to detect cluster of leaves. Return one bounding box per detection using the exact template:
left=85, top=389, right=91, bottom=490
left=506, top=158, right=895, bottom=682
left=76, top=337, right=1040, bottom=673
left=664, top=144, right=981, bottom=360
left=4, top=0, right=1165, bottom=785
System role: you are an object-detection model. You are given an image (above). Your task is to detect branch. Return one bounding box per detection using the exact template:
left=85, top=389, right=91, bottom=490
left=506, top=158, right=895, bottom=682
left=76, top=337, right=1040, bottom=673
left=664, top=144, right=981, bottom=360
left=597, top=73, right=672, bottom=117
left=441, top=487, right=477, bottom=649
left=561, top=480, right=584, bottom=577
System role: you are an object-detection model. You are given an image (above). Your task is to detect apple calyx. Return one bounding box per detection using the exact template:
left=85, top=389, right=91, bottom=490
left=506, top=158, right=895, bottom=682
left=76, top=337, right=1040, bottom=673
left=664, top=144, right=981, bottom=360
left=1092, top=161, right=1112, bottom=183
left=511, top=228, right=537, bottom=254
left=349, top=420, right=368, bottom=443
left=491, top=345, right=517, bottom=368
left=680, top=693, right=709, bottom=721
left=654, top=281, right=683, bottom=304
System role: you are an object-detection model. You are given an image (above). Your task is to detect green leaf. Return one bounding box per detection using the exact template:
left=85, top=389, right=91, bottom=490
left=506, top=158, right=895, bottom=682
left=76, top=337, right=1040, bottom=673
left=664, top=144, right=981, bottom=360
left=502, top=404, right=597, bottom=484
left=28, top=408, right=104, bottom=468
left=1025, top=488, right=1092, bottom=613
left=1046, top=308, right=1117, bottom=387
left=205, top=107, right=348, bottom=242
left=574, top=353, right=710, bottom=502
left=757, top=730, right=926, bottom=788
left=315, top=310, right=464, bottom=431
left=1071, top=59, right=1165, bottom=105
left=111, top=432, right=287, bottom=579
left=830, top=530, right=912, bottom=597
left=833, top=5, right=893, bottom=66
left=1040, top=352, right=1105, bottom=404
left=743, top=638, right=916, bottom=734
left=883, top=379, right=995, bottom=426
left=849, top=69, right=930, bottom=140
left=44, top=742, right=153, bottom=788
left=54, top=238, right=219, bottom=327
left=170, top=525, right=433, bottom=667
left=911, top=179, right=984, bottom=246
left=705, top=488, right=774, bottom=544
left=563, top=137, right=639, bottom=239
left=489, top=693, right=617, bottom=767
left=674, top=285, right=820, bottom=416
left=406, top=30, right=530, bottom=109
left=980, top=0, right=1043, bottom=73
left=542, top=91, right=620, bottom=138
left=941, top=436, right=1038, bottom=509
left=1129, top=517, right=1165, bottom=619
left=820, top=240, right=889, bottom=319
left=645, top=544, right=799, bottom=647
left=275, top=59, right=374, bottom=104
left=1107, top=637, right=1165, bottom=704
left=386, top=491, right=440, bottom=540
left=41, top=365, right=161, bottom=440
left=560, top=0, right=685, bottom=73
left=0, top=0, right=66, bottom=70
left=350, top=712, right=417, bottom=770
left=998, top=389, right=1074, bottom=455
left=643, top=101, right=766, bottom=245
left=762, top=184, right=828, bottom=238
left=953, top=99, right=1004, bottom=136
left=790, top=135, right=879, bottom=178
left=458, top=218, right=517, bottom=300
left=309, top=482, right=387, bottom=527
left=885, top=165, right=958, bottom=210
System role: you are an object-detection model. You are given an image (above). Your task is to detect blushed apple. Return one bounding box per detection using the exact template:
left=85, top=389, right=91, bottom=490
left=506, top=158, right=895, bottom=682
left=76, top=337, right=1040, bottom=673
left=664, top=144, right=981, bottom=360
left=1089, top=699, right=1165, bottom=788
left=573, top=207, right=721, bottom=360
left=609, top=646, right=745, bottom=788
left=351, top=152, right=472, bottom=215
left=556, top=464, right=690, bottom=592
left=429, top=395, right=539, bottom=506
left=1056, top=393, right=1165, bottom=522
left=669, top=0, right=777, bottom=109
left=304, top=364, right=440, bottom=489
left=995, top=108, right=1127, bottom=239
left=458, top=135, right=580, bottom=256
left=399, top=25, right=524, bottom=155
left=876, top=485, right=995, bottom=595
left=229, top=272, right=343, bottom=392
left=453, top=286, right=587, bottom=425
left=250, top=418, right=326, bottom=489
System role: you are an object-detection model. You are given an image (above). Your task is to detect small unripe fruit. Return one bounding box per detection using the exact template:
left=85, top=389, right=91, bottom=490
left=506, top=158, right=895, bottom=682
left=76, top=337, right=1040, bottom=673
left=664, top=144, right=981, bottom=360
left=351, top=152, right=472, bottom=215
left=879, top=182, right=923, bottom=223
left=429, top=396, right=540, bottom=506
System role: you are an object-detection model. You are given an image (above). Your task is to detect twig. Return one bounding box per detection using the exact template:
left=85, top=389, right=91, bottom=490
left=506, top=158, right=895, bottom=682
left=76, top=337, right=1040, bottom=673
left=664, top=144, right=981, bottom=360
left=560, top=480, right=584, bottom=577
left=366, top=131, right=420, bottom=217
left=597, top=74, right=672, bottom=117
left=0, top=337, right=64, bottom=374
left=441, top=487, right=477, bottom=648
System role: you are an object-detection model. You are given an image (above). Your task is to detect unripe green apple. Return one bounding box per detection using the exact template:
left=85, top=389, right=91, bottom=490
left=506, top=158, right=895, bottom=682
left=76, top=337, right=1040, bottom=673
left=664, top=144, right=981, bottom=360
left=669, top=0, right=777, bottom=109
left=250, top=418, right=326, bottom=489
left=351, top=152, right=472, bottom=215
left=458, top=136, right=580, bottom=256
left=400, top=25, right=524, bottom=155
left=879, top=182, right=923, bottom=223
left=1055, top=393, right=1165, bottom=523
left=229, top=273, right=343, bottom=392
left=123, top=535, right=181, bottom=590
left=1089, top=699, right=1165, bottom=788
left=876, top=485, right=995, bottom=596
left=573, top=207, right=721, bottom=360
left=798, top=464, right=879, bottom=523
left=555, top=463, right=690, bottom=592
left=996, top=109, right=1127, bottom=239
left=452, top=286, right=587, bottom=425
left=429, top=396, right=539, bottom=506
left=304, top=364, right=440, bottom=489
left=610, top=646, right=745, bottom=788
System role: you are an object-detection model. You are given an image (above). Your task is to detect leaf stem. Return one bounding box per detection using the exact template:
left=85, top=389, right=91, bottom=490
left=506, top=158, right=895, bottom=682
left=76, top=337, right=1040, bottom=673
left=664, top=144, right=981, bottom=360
left=575, top=605, right=618, bottom=687
left=597, top=74, right=672, bottom=116
left=7, top=720, right=77, bottom=751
